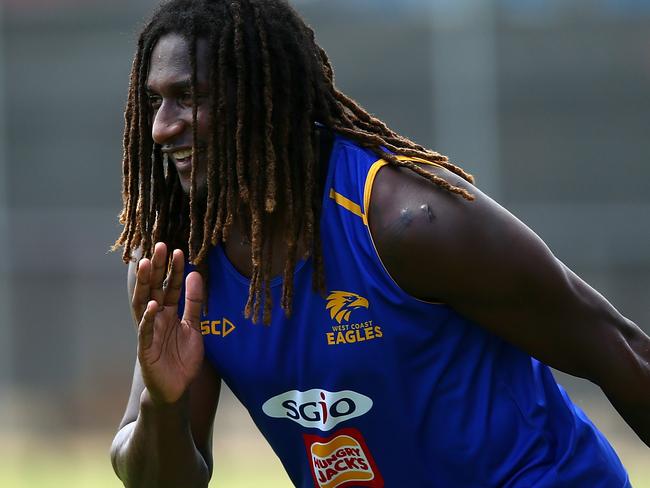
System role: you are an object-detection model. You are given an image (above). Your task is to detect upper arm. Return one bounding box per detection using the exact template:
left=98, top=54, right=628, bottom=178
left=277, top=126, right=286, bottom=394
left=368, top=162, right=648, bottom=389
left=118, top=260, right=221, bottom=473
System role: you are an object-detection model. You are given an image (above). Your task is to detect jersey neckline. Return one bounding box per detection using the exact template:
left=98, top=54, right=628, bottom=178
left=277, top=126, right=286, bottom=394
left=213, top=243, right=310, bottom=288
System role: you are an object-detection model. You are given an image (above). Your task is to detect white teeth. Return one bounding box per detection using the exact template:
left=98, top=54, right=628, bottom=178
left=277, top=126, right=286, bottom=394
left=173, top=149, right=192, bottom=160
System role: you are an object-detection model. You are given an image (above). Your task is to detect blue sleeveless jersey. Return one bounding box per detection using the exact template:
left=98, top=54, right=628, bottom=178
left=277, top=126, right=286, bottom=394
left=186, top=134, right=629, bottom=487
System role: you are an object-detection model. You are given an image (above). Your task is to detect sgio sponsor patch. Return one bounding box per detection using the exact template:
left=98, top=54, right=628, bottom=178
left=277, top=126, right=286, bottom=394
left=262, top=389, right=373, bottom=431
left=303, top=428, right=383, bottom=488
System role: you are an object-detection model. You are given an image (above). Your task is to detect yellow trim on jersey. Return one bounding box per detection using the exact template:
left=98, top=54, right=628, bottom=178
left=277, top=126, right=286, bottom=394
left=327, top=155, right=446, bottom=305
left=362, top=155, right=446, bottom=306
left=328, top=156, right=445, bottom=226
left=329, top=188, right=365, bottom=221
left=363, top=156, right=445, bottom=217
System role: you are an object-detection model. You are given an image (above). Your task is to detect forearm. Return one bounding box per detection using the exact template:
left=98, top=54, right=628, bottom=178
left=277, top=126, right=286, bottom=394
left=599, top=321, right=650, bottom=448
left=111, top=389, right=210, bottom=488
left=609, top=400, right=650, bottom=448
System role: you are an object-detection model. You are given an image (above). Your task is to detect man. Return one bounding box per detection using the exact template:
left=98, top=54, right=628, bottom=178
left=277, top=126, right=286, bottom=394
left=110, top=0, right=650, bottom=486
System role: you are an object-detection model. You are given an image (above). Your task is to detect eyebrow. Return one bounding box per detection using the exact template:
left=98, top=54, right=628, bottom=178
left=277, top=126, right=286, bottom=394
left=145, top=78, right=193, bottom=94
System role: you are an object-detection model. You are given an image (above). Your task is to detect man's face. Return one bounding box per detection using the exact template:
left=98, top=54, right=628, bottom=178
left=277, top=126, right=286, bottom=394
left=146, top=33, right=211, bottom=196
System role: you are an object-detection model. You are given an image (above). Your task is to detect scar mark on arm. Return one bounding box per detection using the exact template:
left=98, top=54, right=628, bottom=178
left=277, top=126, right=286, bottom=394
left=420, top=204, right=435, bottom=222
left=400, top=208, right=413, bottom=226
left=388, top=208, right=414, bottom=237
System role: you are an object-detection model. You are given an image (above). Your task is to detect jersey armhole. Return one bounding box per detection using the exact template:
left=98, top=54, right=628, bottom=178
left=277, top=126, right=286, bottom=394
left=362, top=156, right=446, bottom=306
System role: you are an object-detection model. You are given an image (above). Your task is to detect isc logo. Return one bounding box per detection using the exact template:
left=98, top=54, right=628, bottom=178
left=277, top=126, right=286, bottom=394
left=200, top=318, right=236, bottom=337
left=262, top=389, right=373, bottom=431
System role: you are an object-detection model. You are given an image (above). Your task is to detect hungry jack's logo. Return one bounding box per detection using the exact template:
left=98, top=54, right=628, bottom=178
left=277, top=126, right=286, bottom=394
left=324, top=291, right=382, bottom=346
left=303, top=428, right=384, bottom=488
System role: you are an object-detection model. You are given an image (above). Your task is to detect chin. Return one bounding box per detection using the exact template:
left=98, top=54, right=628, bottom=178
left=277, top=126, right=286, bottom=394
left=180, top=185, right=208, bottom=207
left=178, top=178, right=207, bottom=197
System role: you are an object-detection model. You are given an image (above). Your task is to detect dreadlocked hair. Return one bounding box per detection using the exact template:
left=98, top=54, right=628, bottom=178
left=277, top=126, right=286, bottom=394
left=114, top=0, right=475, bottom=325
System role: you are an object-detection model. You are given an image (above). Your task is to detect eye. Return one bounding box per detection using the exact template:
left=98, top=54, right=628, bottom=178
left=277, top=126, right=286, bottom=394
left=179, top=92, right=194, bottom=107
left=148, top=94, right=162, bottom=110
left=179, top=92, right=207, bottom=108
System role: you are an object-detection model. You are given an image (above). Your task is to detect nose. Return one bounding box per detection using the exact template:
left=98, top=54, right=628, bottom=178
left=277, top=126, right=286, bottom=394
left=151, top=101, right=186, bottom=145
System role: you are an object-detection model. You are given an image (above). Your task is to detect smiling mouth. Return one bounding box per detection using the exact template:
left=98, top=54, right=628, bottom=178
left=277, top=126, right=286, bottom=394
left=173, top=148, right=192, bottom=160
left=171, top=148, right=193, bottom=173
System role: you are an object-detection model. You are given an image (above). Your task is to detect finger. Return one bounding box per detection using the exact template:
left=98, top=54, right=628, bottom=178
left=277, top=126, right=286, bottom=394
left=181, top=271, right=204, bottom=330
left=138, top=300, right=160, bottom=351
left=163, top=249, right=185, bottom=307
left=149, top=242, right=168, bottom=305
left=132, top=258, right=152, bottom=320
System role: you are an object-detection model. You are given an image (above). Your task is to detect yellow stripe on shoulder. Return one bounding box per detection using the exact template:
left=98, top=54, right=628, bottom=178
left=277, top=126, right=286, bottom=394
left=363, top=156, right=444, bottom=217
left=329, top=156, right=444, bottom=226
left=362, top=155, right=447, bottom=306
left=329, top=188, right=366, bottom=223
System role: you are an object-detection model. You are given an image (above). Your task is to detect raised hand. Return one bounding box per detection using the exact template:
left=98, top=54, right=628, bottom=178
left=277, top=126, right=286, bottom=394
left=133, top=243, right=205, bottom=405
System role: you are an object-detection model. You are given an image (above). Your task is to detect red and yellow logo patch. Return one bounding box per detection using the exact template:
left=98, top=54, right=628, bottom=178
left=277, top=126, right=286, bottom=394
left=303, top=428, right=384, bottom=488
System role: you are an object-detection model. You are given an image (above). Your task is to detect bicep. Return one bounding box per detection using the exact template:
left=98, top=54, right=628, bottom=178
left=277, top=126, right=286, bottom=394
left=448, top=225, right=628, bottom=382
left=370, top=163, right=637, bottom=384
left=454, top=215, right=646, bottom=399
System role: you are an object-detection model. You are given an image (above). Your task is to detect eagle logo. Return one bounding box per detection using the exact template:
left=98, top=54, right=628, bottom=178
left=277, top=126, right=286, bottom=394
left=326, top=291, right=370, bottom=324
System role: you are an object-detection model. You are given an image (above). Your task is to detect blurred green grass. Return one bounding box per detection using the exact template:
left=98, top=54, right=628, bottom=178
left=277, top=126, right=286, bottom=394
left=1, top=389, right=647, bottom=488
left=0, top=433, right=292, bottom=488
left=0, top=434, right=647, bottom=488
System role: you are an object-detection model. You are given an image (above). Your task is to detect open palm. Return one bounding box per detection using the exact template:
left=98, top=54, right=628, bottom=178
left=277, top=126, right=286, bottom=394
left=132, top=243, right=205, bottom=405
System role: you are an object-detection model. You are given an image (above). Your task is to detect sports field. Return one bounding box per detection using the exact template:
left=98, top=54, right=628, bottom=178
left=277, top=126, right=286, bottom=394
left=0, top=439, right=289, bottom=488
left=0, top=432, right=648, bottom=488
left=0, top=430, right=291, bottom=488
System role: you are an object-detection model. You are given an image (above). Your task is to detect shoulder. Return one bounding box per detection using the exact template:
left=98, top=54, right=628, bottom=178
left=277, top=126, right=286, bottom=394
left=330, top=134, right=381, bottom=166
left=369, top=160, right=508, bottom=242
left=367, top=161, right=552, bottom=302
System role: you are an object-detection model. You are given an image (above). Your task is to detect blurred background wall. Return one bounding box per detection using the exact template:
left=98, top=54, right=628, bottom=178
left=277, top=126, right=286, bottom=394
left=0, top=0, right=648, bottom=486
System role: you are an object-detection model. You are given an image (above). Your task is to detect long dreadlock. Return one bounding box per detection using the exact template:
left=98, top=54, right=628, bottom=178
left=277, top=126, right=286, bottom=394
left=114, top=0, right=475, bottom=325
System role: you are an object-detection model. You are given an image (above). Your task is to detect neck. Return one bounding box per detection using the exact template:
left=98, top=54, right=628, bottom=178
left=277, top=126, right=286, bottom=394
left=197, top=124, right=334, bottom=278
left=222, top=209, right=308, bottom=280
